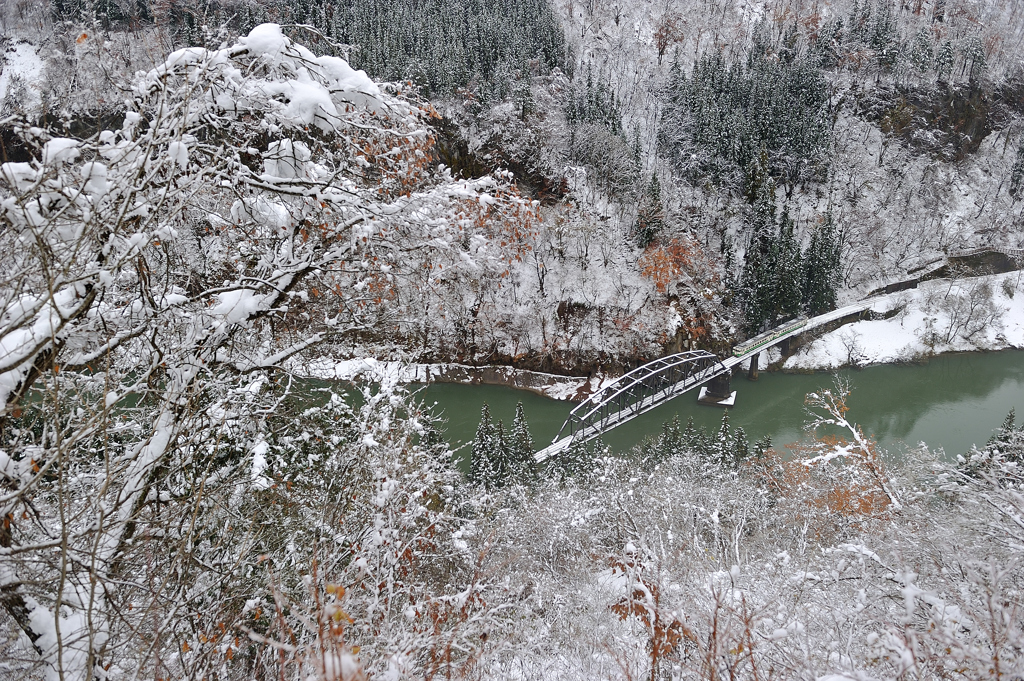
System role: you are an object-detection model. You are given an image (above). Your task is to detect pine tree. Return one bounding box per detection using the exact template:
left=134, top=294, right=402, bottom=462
left=962, top=409, right=1024, bottom=477
left=654, top=415, right=683, bottom=463
left=471, top=403, right=498, bottom=487
left=1011, top=141, right=1024, bottom=198
left=304, top=0, right=569, bottom=98
left=684, top=418, right=712, bottom=460
left=776, top=207, right=803, bottom=319
left=936, top=40, right=955, bottom=82
left=630, top=124, right=643, bottom=174
left=508, top=402, right=536, bottom=482
left=740, top=177, right=779, bottom=332
left=710, top=411, right=734, bottom=466
left=988, top=408, right=1017, bottom=447
left=633, top=173, right=665, bottom=248
left=802, top=212, right=841, bottom=315
left=963, top=35, right=986, bottom=81
left=553, top=435, right=592, bottom=482
left=680, top=416, right=700, bottom=454
left=752, top=434, right=773, bottom=460
left=732, top=426, right=750, bottom=465
left=869, top=1, right=899, bottom=67
left=492, top=419, right=511, bottom=486
left=567, top=65, right=624, bottom=133
left=660, top=40, right=832, bottom=193
left=910, top=29, right=934, bottom=73
left=722, top=233, right=737, bottom=291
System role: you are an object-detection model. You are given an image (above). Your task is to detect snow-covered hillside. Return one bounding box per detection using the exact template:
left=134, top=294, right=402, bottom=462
left=1, top=3, right=1024, bottom=680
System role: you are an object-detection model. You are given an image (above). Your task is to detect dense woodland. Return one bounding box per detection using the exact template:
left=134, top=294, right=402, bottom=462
left=0, top=0, right=1023, bottom=679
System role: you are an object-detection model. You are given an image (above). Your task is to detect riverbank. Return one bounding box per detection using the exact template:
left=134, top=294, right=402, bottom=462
left=300, top=271, right=1024, bottom=399
left=783, top=271, right=1024, bottom=371
left=303, top=356, right=612, bottom=401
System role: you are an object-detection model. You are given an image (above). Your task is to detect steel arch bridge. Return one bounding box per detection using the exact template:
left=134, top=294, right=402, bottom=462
left=533, top=302, right=882, bottom=461
left=535, top=350, right=732, bottom=461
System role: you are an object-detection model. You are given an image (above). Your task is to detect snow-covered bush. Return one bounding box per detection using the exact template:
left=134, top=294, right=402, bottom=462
left=468, top=393, right=1023, bottom=680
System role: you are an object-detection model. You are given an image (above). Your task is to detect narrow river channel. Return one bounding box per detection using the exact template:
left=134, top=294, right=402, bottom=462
left=416, top=350, right=1024, bottom=468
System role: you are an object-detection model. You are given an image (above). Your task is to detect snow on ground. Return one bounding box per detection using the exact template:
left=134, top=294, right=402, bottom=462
left=0, top=42, right=44, bottom=112
left=301, top=357, right=603, bottom=400
left=785, top=272, right=1024, bottom=370
left=306, top=357, right=428, bottom=383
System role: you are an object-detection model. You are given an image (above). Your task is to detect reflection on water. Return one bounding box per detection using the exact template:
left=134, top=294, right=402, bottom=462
left=417, top=350, right=1024, bottom=463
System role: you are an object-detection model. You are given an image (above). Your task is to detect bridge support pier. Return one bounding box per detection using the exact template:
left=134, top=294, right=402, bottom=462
left=748, top=352, right=759, bottom=381
left=698, top=372, right=736, bottom=407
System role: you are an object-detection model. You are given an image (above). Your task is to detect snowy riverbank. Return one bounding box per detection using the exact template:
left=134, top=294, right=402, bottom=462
left=301, top=271, right=1024, bottom=398
left=303, top=357, right=614, bottom=401
left=784, top=271, right=1024, bottom=370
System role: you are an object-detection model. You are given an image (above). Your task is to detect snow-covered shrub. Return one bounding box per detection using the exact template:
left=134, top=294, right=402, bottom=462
left=469, top=398, right=1023, bottom=680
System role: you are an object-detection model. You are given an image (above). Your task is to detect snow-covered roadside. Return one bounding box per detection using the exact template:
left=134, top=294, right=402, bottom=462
left=785, top=271, right=1024, bottom=370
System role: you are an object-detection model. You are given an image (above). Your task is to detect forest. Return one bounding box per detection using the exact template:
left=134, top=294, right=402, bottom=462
left=0, top=0, right=1023, bottom=679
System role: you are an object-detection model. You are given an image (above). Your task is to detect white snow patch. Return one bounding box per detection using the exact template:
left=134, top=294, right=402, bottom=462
left=42, top=138, right=80, bottom=164
left=251, top=440, right=272, bottom=490
left=785, top=273, right=1024, bottom=370
left=0, top=43, right=44, bottom=112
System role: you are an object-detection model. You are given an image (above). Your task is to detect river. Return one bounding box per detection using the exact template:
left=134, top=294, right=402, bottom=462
left=416, top=350, right=1024, bottom=468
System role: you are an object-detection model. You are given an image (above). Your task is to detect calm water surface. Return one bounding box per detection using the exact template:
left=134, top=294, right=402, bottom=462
left=416, top=350, right=1024, bottom=465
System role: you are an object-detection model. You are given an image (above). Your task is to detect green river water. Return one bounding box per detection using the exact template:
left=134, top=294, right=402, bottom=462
left=415, top=350, right=1024, bottom=467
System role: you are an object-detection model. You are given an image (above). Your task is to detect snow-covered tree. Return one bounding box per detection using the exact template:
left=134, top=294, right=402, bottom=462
left=508, top=401, right=536, bottom=481
left=471, top=402, right=499, bottom=486
left=0, top=23, right=527, bottom=679
left=775, top=207, right=803, bottom=319
left=632, top=172, right=664, bottom=248
left=739, top=179, right=780, bottom=332
left=802, top=212, right=842, bottom=316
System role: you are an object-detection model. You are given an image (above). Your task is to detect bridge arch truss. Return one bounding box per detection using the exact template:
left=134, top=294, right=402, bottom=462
left=551, top=350, right=728, bottom=447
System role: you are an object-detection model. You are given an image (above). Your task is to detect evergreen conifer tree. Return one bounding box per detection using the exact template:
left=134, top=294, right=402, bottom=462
left=631, top=124, right=643, bottom=175
left=654, top=415, right=684, bottom=463
left=740, top=178, right=779, bottom=332
left=471, top=403, right=498, bottom=487
left=989, top=408, right=1017, bottom=447
left=680, top=416, right=701, bottom=455
left=492, top=419, right=511, bottom=486
left=910, top=29, right=934, bottom=73
left=661, top=43, right=832, bottom=193
left=752, top=434, right=773, bottom=460
left=722, top=234, right=737, bottom=291
left=732, top=426, right=750, bottom=466
left=963, top=36, right=987, bottom=81
left=508, top=402, right=536, bottom=482
left=711, top=411, right=735, bottom=466
left=936, top=40, right=955, bottom=82
left=633, top=173, right=665, bottom=248
left=776, top=207, right=803, bottom=319
left=802, top=213, right=841, bottom=315
left=553, top=435, right=593, bottom=482
left=1010, top=141, right=1024, bottom=198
